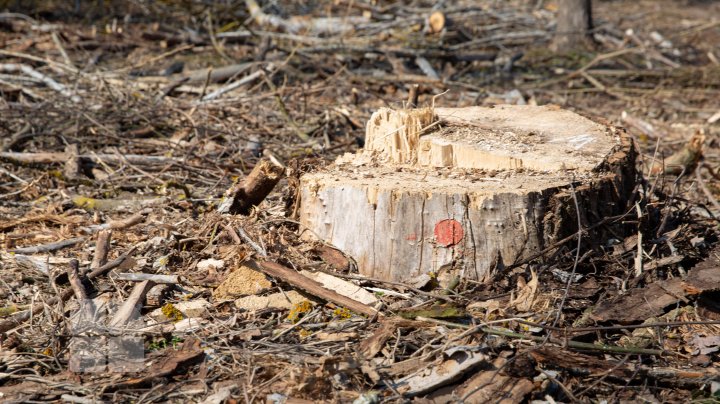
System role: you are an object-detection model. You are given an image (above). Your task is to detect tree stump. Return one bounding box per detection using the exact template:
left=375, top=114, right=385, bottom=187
left=552, top=0, right=595, bottom=51
left=299, top=105, right=636, bottom=282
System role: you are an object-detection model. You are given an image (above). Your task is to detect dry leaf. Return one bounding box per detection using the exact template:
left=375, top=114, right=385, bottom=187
left=510, top=269, right=538, bottom=312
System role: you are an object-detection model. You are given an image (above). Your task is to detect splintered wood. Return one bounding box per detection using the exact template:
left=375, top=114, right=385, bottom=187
left=363, top=107, right=435, bottom=164
left=299, top=105, right=636, bottom=282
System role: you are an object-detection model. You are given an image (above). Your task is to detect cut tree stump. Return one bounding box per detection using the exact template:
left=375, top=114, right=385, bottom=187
left=299, top=105, right=636, bottom=282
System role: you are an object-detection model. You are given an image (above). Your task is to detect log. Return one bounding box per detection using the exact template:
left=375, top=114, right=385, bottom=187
left=299, top=105, right=636, bottom=282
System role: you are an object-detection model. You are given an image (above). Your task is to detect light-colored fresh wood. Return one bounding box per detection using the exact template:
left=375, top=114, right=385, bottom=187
left=300, top=105, right=635, bottom=282
left=258, top=261, right=382, bottom=318
left=363, top=107, right=435, bottom=164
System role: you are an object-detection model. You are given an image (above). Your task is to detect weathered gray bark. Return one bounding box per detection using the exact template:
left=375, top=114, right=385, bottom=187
left=553, top=0, right=594, bottom=50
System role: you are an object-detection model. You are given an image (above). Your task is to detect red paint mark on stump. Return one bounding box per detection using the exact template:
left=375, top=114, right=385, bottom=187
left=434, top=219, right=464, bottom=247
left=406, top=233, right=418, bottom=241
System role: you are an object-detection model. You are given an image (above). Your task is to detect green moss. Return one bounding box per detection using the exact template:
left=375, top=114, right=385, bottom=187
left=0, top=305, right=19, bottom=317
left=398, top=304, right=467, bottom=320
left=72, top=195, right=97, bottom=210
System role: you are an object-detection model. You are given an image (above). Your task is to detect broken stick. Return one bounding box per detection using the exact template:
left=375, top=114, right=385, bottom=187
left=66, top=259, right=89, bottom=302
left=109, top=280, right=155, bottom=329
left=650, top=130, right=705, bottom=175
left=67, top=259, right=96, bottom=322
left=88, top=230, right=112, bottom=275
left=10, top=236, right=85, bottom=254
left=217, top=158, right=285, bottom=215
left=63, top=144, right=81, bottom=180
left=114, top=273, right=179, bottom=284
left=81, top=208, right=152, bottom=233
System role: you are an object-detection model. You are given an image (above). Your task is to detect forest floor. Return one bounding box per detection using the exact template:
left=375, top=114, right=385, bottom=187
left=1, top=0, right=720, bottom=402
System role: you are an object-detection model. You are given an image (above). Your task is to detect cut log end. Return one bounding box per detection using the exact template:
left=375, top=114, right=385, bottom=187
left=300, top=105, right=636, bottom=282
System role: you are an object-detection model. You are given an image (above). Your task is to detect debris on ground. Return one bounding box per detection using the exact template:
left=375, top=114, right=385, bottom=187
left=2, top=0, right=720, bottom=402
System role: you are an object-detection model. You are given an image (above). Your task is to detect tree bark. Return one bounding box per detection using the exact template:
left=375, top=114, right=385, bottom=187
left=552, top=0, right=594, bottom=51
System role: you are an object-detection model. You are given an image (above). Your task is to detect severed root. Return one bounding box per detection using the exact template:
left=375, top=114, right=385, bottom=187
left=217, top=158, right=285, bottom=215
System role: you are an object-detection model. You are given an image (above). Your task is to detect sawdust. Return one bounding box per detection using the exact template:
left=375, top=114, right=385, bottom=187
left=213, top=261, right=272, bottom=300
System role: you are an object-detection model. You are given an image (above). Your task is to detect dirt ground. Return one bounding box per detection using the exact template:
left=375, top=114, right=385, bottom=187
left=1, top=0, right=720, bottom=402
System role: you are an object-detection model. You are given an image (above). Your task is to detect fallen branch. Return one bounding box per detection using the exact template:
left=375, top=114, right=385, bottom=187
left=114, top=273, right=179, bottom=284
left=591, top=243, right=720, bottom=323
left=66, top=259, right=89, bottom=302
left=109, top=280, right=155, bottom=329
left=184, top=63, right=253, bottom=83
left=89, top=230, right=112, bottom=273
left=0, top=49, right=80, bottom=75
left=313, top=266, right=454, bottom=303
left=515, top=318, right=720, bottom=334
left=259, top=261, right=381, bottom=318
left=199, top=69, right=266, bottom=102
left=235, top=226, right=267, bottom=257
left=417, top=317, right=664, bottom=356
left=67, top=259, right=96, bottom=322
left=10, top=236, right=85, bottom=254
left=81, top=208, right=152, bottom=233
left=0, top=63, right=80, bottom=102
left=531, top=348, right=719, bottom=388
left=0, top=152, right=179, bottom=166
